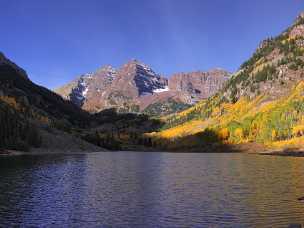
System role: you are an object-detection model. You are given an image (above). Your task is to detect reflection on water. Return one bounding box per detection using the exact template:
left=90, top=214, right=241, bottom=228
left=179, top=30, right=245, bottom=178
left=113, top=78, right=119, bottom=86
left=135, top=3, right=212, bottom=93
left=0, top=153, right=303, bottom=227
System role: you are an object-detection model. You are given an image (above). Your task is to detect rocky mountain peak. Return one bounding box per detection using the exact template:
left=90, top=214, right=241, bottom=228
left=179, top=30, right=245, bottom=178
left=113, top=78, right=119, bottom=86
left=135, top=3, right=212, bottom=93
left=55, top=60, right=229, bottom=114
left=94, top=65, right=117, bottom=82
left=126, top=58, right=147, bottom=66
left=96, top=65, right=116, bottom=74
left=126, top=59, right=156, bottom=74
left=122, top=59, right=139, bottom=68
left=123, top=59, right=155, bottom=74
left=112, top=59, right=168, bottom=98
left=128, top=58, right=140, bottom=64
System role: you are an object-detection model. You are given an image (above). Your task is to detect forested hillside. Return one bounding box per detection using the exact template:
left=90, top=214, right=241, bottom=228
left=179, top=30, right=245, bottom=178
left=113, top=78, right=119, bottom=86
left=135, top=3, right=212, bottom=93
left=147, top=12, right=304, bottom=152
left=0, top=53, right=161, bottom=152
left=0, top=99, right=41, bottom=151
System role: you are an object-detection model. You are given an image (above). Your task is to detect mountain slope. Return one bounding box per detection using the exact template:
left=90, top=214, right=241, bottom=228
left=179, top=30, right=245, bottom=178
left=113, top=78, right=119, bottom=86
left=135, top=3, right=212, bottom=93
left=55, top=65, right=117, bottom=109
left=0, top=56, right=90, bottom=125
left=0, top=53, right=103, bottom=152
left=0, top=53, right=162, bottom=152
left=55, top=60, right=230, bottom=115
left=149, top=12, right=304, bottom=152
left=55, top=60, right=169, bottom=113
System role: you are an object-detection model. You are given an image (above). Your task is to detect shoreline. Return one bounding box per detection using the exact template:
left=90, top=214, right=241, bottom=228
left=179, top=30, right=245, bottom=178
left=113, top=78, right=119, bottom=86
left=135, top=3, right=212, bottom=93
left=0, top=149, right=106, bottom=157
left=1, top=145, right=304, bottom=158
left=259, top=151, right=304, bottom=157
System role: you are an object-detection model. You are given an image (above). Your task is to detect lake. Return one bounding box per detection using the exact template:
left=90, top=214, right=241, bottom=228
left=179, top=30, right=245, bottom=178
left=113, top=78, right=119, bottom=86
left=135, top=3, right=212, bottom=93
left=0, top=152, right=304, bottom=227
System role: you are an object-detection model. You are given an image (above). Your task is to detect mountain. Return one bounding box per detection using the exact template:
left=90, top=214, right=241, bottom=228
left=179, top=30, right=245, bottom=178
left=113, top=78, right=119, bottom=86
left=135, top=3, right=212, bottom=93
left=0, top=53, right=162, bottom=152
left=55, top=60, right=168, bottom=113
left=0, top=53, right=90, bottom=124
left=148, top=12, right=304, bottom=152
left=0, top=52, right=104, bottom=152
left=222, top=14, right=304, bottom=103
left=168, top=69, right=230, bottom=104
left=55, top=60, right=230, bottom=115
left=55, top=65, right=117, bottom=108
left=94, top=60, right=169, bottom=113
left=141, top=69, right=230, bottom=116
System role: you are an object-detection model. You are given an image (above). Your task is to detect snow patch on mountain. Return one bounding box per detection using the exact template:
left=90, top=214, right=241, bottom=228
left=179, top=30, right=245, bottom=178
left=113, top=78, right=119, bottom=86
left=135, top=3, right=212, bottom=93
left=153, top=86, right=169, bottom=93
left=82, top=87, right=89, bottom=97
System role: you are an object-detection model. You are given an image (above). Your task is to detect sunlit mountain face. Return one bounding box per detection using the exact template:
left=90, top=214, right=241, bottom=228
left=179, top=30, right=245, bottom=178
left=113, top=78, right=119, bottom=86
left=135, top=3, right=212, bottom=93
left=55, top=60, right=230, bottom=115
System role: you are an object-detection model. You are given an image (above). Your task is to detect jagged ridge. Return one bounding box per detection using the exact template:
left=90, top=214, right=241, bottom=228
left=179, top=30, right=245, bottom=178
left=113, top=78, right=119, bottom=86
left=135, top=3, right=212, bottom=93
left=55, top=60, right=230, bottom=115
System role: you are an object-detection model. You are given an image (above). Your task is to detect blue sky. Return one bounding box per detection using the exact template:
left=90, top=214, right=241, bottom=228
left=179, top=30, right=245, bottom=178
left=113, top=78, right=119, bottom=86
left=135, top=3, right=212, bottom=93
left=0, top=0, right=303, bottom=89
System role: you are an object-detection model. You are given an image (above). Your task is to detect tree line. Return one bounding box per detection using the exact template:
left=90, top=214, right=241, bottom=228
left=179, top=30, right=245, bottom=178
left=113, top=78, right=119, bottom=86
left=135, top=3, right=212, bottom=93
left=0, top=101, right=41, bottom=151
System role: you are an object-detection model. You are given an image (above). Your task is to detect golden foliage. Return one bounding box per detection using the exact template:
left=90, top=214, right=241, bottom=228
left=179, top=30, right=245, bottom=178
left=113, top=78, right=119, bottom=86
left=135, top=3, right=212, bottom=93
left=234, top=128, right=243, bottom=141
left=271, top=129, right=277, bottom=141
left=218, top=128, right=229, bottom=140
left=153, top=80, right=304, bottom=150
left=269, top=136, right=304, bottom=149
left=151, top=120, right=209, bottom=139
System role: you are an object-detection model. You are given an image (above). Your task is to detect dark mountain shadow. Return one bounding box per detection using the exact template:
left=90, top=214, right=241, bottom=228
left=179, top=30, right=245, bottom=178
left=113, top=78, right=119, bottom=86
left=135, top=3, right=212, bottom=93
left=144, top=128, right=240, bottom=153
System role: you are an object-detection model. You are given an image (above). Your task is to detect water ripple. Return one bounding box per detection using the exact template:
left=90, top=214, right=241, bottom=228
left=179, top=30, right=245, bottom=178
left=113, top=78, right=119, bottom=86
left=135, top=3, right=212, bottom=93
left=0, top=153, right=303, bottom=227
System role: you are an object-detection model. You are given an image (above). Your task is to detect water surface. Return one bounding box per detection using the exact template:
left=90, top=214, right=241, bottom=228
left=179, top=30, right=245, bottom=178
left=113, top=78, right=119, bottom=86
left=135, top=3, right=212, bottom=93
left=0, top=152, right=304, bottom=227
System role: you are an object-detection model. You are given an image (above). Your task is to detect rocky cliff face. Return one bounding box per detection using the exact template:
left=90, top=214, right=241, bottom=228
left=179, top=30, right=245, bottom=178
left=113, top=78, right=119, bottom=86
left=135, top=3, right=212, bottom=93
left=169, top=69, right=230, bottom=104
left=55, top=60, right=230, bottom=114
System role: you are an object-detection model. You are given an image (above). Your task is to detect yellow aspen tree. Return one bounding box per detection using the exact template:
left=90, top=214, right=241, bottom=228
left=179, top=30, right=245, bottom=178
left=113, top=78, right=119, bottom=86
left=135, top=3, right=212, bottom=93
left=218, top=128, right=229, bottom=140
left=271, top=129, right=277, bottom=141
left=235, top=128, right=244, bottom=142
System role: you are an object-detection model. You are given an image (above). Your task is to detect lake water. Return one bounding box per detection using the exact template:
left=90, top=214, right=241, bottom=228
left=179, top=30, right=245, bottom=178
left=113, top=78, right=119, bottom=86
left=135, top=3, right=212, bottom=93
left=0, top=152, right=304, bottom=227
